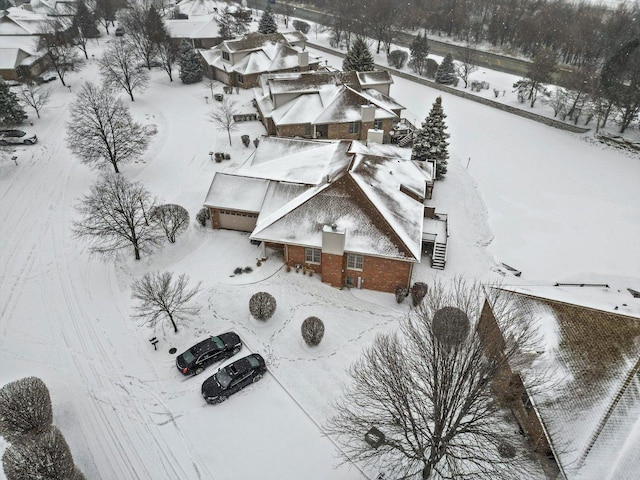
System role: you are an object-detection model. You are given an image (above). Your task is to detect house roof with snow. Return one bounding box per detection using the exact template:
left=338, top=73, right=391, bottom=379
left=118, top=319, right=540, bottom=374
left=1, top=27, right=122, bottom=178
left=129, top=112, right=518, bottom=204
left=0, top=8, right=46, bottom=35
left=485, top=284, right=640, bottom=480
left=203, top=138, right=429, bottom=261
left=255, top=72, right=403, bottom=128
left=165, top=19, right=220, bottom=40
left=200, top=32, right=321, bottom=77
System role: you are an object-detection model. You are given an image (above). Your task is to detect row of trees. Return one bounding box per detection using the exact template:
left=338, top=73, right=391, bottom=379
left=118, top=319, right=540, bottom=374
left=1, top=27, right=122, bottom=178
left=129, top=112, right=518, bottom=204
left=313, top=0, right=640, bottom=68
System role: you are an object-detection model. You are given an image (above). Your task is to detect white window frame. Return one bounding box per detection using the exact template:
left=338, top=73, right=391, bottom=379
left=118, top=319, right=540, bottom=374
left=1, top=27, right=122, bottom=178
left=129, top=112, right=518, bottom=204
left=305, top=247, right=321, bottom=264
left=373, top=119, right=383, bottom=129
left=348, top=121, right=360, bottom=134
left=347, top=253, right=364, bottom=271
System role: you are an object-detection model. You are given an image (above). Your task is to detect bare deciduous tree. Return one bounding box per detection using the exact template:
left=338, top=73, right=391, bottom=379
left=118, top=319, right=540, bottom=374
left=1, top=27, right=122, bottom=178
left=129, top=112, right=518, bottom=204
left=67, top=82, right=149, bottom=173
left=38, top=19, right=79, bottom=87
left=99, top=39, right=149, bottom=101
left=326, top=278, right=544, bottom=480
left=2, top=425, right=78, bottom=480
left=73, top=173, right=164, bottom=260
left=455, top=46, right=479, bottom=88
left=249, top=292, right=276, bottom=322
left=19, top=83, right=50, bottom=119
left=150, top=204, right=189, bottom=243
left=208, top=98, right=238, bottom=146
left=131, top=272, right=201, bottom=333
left=0, top=377, right=52, bottom=443
left=156, top=37, right=178, bottom=82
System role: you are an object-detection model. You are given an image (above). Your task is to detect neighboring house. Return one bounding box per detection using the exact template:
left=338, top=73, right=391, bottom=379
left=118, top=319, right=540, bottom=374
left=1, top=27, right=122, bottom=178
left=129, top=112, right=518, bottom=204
left=0, top=8, right=49, bottom=80
left=254, top=70, right=405, bottom=143
left=203, top=137, right=448, bottom=293
left=166, top=18, right=222, bottom=49
left=481, top=285, right=640, bottom=480
left=199, top=32, right=321, bottom=88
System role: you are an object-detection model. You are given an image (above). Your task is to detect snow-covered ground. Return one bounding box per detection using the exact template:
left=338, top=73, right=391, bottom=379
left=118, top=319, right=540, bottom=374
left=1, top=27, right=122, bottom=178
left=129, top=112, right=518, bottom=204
left=1, top=4, right=640, bottom=479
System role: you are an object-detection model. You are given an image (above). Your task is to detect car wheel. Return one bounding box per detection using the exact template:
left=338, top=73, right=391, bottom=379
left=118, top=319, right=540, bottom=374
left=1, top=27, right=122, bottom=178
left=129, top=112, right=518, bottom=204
left=194, top=367, right=203, bottom=375
left=253, top=374, right=263, bottom=383
left=23, top=140, right=33, bottom=145
left=217, top=395, right=227, bottom=404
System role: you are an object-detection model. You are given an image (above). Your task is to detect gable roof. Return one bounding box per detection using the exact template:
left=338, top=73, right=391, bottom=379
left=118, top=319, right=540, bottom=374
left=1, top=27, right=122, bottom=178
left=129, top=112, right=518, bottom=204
left=0, top=9, right=46, bottom=35
left=486, top=285, right=640, bottom=480
left=255, top=72, right=403, bottom=128
left=203, top=138, right=428, bottom=262
left=165, top=19, right=220, bottom=39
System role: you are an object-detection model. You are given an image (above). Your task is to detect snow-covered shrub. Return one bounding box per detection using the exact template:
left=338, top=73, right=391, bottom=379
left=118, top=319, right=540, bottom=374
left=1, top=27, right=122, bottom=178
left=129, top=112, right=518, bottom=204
left=301, top=316, right=324, bottom=346
left=151, top=204, right=189, bottom=243
left=2, top=425, right=76, bottom=480
left=394, top=286, right=408, bottom=303
left=0, top=377, right=52, bottom=442
left=411, top=282, right=428, bottom=307
left=196, top=207, right=210, bottom=227
left=292, top=20, right=310, bottom=34
left=387, top=50, right=408, bottom=69
left=425, top=58, right=439, bottom=78
left=249, top=292, right=276, bottom=321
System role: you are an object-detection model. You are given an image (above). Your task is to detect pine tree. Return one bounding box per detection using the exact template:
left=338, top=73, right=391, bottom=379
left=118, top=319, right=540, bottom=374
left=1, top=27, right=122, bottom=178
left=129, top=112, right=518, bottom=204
left=146, top=5, right=169, bottom=46
left=74, top=0, right=99, bottom=39
left=0, top=79, right=27, bottom=126
left=408, top=32, right=430, bottom=75
left=258, top=6, right=278, bottom=34
left=179, top=41, right=203, bottom=84
left=342, top=36, right=375, bottom=72
left=435, top=53, right=457, bottom=85
left=412, top=96, right=449, bottom=180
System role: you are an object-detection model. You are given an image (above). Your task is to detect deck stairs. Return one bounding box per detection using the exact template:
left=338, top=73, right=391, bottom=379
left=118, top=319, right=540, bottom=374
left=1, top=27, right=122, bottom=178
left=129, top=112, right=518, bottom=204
left=432, top=242, right=447, bottom=269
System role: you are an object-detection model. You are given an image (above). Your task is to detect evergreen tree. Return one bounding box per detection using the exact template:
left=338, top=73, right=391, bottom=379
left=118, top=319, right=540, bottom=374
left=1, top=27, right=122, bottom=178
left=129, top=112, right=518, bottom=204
left=179, top=41, right=203, bottom=84
left=258, top=6, right=278, bottom=34
left=0, top=79, right=27, bottom=126
left=146, top=5, right=169, bottom=46
left=412, top=96, right=449, bottom=180
left=435, top=53, right=457, bottom=85
left=74, top=0, right=99, bottom=39
left=408, top=32, right=430, bottom=75
left=342, top=36, right=375, bottom=72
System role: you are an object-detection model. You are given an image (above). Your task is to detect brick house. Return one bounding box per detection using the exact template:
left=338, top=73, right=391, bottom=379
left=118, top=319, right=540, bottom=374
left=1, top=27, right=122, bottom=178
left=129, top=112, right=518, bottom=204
left=203, top=137, right=441, bottom=293
left=254, top=70, right=404, bottom=144
left=0, top=9, right=49, bottom=81
left=198, top=32, right=321, bottom=89
left=481, top=285, right=640, bottom=479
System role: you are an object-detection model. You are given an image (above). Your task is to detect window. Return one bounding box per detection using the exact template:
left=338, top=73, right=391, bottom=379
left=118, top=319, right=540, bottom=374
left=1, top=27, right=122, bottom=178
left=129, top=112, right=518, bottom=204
left=305, top=124, right=312, bottom=136
left=347, top=253, right=364, bottom=270
left=348, top=122, right=360, bottom=134
left=305, top=248, right=321, bottom=264
left=373, top=119, right=383, bottom=129
left=237, top=74, right=244, bottom=84
left=222, top=50, right=230, bottom=61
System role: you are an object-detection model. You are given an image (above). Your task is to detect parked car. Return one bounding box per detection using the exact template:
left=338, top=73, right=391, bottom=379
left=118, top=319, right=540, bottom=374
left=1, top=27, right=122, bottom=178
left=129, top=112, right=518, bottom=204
left=115, top=26, right=125, bottom=36
left=201, top=353, right=266, bottom=404
left=0, top=129, right=37, bottom=145
left=176, top=332, right=242, bottom=376
left=39, top=73, right=57, bottom=83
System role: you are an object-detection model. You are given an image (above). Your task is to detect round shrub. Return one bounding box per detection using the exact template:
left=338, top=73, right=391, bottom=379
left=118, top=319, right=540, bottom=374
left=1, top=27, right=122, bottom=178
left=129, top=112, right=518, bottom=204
left=301, top=316, right=325, bottom=346
left=196, top=207, right=210, bottom=227
left=249, top=292, right=276, bottom=321
left=0, top=377, right=52, bottom=443
left=410, top=282, right=428, bottom=307
left=387, top=50, right=408, bottom=69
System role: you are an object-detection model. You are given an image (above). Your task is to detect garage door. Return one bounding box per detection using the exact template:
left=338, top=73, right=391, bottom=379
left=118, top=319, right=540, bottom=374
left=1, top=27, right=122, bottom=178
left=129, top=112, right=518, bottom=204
left=218, top=210, right=258, bottom=232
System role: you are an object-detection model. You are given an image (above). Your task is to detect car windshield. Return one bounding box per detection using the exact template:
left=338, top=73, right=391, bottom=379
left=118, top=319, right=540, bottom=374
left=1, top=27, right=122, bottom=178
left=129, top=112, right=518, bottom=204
left=247, top=356, right=259, bottom=368
left=182, top=349, right=196, bottom=364
left=216, top=368, right=232, bottom=388
left=211, top=336, right=224, bottom=349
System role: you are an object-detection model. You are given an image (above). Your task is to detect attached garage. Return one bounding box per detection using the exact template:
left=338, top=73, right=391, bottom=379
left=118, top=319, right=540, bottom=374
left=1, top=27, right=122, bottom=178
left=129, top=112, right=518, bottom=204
left=217, top=209, right=258, bottom=232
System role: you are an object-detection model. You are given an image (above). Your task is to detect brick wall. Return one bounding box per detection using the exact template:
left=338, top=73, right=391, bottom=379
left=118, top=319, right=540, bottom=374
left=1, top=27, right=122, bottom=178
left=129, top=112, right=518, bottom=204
left=321, top=252, right=344, bottom=288
left=277, top=124, right=311, bottom=138
left=328, top=122, right=361, bottom=141
left=345, top=255, right=413, bottom=292
left=210, top=208, right=220, bottom=229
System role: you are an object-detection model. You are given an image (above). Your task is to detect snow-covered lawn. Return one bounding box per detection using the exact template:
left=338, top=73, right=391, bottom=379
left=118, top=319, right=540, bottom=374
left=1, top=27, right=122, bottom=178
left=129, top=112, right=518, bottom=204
left=1, top=10, right=640, bottom=480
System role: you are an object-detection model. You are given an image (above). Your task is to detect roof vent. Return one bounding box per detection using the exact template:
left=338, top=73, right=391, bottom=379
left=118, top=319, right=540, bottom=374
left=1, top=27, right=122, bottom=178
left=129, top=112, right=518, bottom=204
left=331, top=223, right=337, bottom=231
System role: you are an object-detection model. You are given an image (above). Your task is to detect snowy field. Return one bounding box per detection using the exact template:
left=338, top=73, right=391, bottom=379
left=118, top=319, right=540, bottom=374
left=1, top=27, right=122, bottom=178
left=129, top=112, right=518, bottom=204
left=1, top=4, right=640, bottom=479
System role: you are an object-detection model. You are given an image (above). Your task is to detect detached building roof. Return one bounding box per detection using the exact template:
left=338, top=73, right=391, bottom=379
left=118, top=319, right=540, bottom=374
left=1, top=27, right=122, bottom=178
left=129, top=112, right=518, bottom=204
left=165, top=19, right=220, bottom=40
left=486, top=284, right=640, bottom=480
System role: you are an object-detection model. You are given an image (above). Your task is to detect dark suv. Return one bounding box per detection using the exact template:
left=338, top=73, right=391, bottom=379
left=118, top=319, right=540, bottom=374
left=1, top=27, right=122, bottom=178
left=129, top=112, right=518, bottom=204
left=176, top=332, right=242, bottom=376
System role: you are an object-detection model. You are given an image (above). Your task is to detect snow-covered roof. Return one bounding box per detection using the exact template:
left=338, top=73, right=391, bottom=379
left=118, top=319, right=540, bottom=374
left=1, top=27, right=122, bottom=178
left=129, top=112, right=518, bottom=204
left=311, top=86, right=397, bottom=125
left=165, top=19, right=220, bottom=39
left=281, top=30, right=307, bottom=46
left=0, top=35, right=39, bottom=55
left=356, top=70, right=394, bottom=87
left=204, top=138, right=427, bottom=261
left=203, top=173, right=270, bottom=212
left=486, top=285, right=640, bottom=480
left=359, top=88, right=405, bottom=113
left=0, top=10, right=46, bottom=35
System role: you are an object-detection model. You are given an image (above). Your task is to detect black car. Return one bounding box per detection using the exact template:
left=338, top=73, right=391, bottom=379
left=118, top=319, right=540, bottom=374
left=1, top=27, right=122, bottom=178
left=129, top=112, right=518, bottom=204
left=176, top=332, right=242, bottom=376
left=201, top=353, right=267, bottom=404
